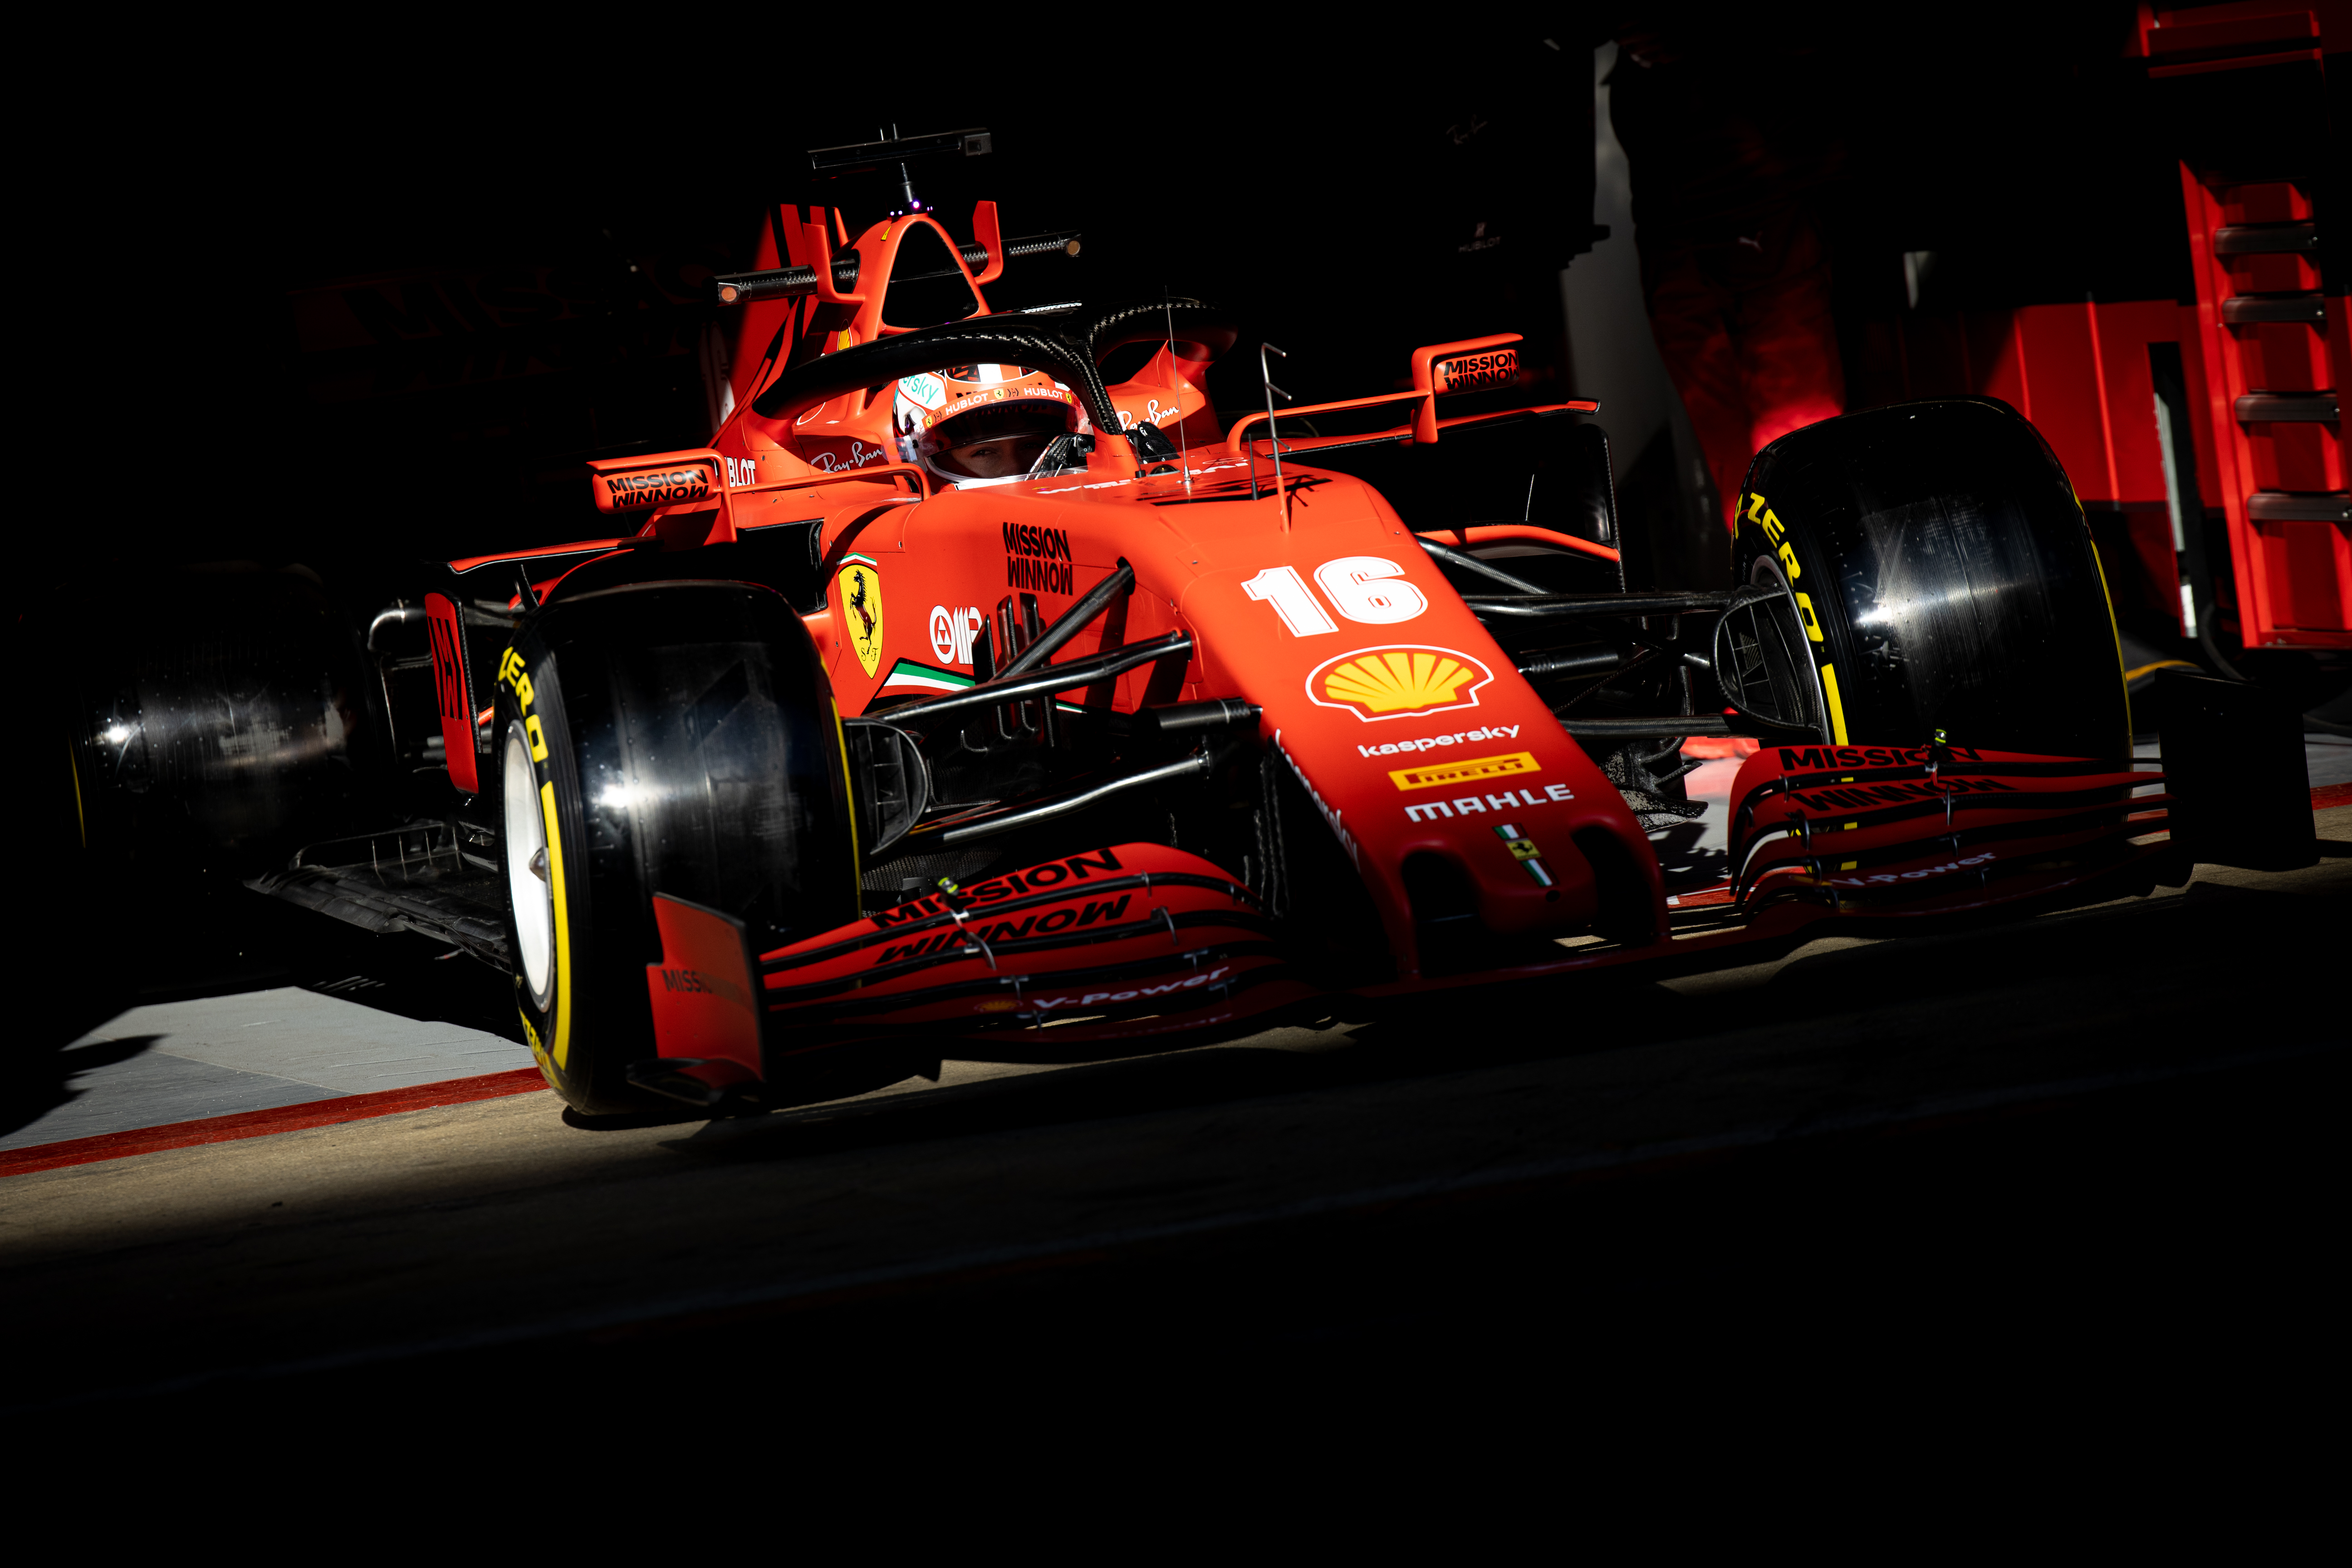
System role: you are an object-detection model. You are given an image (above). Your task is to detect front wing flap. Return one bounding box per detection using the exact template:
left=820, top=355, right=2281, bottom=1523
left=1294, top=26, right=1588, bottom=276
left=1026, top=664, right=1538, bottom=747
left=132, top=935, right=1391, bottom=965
left=749, top=843, right=1311, bottom=1053
left=1727, top=743, right=2173, bottom=914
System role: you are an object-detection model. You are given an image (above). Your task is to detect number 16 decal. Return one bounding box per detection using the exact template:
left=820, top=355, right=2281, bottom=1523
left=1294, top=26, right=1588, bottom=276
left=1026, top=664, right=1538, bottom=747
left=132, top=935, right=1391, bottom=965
left=1242, top=565, right=1336, bottom=635
left=1242, top=557, right=1428, bottom=637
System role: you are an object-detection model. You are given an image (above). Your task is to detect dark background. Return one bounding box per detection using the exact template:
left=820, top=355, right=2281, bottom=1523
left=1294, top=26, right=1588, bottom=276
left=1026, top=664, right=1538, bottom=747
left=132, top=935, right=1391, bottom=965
left=12, top=16, right=2344, bottom=1456
left=53, top=8, right=2226, bottom=612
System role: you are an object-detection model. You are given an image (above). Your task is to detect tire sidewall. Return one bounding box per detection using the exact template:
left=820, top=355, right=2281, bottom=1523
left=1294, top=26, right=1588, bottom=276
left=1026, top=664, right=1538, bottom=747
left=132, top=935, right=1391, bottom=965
left=1734, top=400, right=2130, bottom=759
left=1730, top=501, right=1838, bottom=734
left=491, top=583, right=862, bottom=1115
left=493, top=622, right=642, bottom=1112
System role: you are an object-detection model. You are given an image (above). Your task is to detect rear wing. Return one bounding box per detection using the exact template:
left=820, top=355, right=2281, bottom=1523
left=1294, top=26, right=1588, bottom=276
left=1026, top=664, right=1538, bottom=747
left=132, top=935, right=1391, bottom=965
left=1224, top=333, right=1599, bottom=459
left=711, top=216, right=1079, bottom=307
left=708, top=124, right=1079, bottom=307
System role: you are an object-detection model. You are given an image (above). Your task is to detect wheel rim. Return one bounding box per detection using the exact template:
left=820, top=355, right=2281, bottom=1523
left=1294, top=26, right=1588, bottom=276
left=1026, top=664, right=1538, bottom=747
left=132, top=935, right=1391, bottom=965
left=504, top=724, right=554, bottom=1009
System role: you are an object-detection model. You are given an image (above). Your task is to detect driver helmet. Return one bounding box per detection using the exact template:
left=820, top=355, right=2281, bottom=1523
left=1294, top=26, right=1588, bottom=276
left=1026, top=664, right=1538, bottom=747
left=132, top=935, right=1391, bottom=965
left=893, top=364, right=1085, bottom=487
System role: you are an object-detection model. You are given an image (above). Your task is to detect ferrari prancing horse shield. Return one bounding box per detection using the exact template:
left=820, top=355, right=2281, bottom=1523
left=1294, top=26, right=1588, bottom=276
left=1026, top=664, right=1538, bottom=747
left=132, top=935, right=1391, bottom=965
left=836, top=555, right=885, bottom=678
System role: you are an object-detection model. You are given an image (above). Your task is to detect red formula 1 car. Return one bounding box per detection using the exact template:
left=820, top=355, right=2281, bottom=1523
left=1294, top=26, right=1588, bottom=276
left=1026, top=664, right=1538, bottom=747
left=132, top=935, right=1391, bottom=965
left=67, top=131, right=2314, bottom=1117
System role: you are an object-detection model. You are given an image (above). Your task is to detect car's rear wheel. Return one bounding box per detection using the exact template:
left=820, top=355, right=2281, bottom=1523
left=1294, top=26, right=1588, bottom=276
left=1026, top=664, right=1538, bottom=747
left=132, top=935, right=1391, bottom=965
left=53, top=566, right=385, bottom=877
left=494, top=582, right=862, bottom=1114
left=1731, top=397, right=2130, bottom=760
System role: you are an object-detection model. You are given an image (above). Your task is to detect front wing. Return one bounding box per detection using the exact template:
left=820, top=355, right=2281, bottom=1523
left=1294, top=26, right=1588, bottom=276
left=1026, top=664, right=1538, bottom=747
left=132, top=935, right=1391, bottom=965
left=631, top=748, right=2178, bottom=1098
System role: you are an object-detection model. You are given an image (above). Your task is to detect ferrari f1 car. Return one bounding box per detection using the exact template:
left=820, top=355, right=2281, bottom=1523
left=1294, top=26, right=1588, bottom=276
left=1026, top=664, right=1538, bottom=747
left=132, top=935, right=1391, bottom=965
left=64, top=134, right=2317, bottom=1117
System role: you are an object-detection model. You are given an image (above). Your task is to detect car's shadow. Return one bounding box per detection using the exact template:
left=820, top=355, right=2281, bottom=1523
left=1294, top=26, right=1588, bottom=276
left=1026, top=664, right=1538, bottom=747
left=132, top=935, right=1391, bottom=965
left=1, top=1035, right=166, bottom=1142
left=645, top=877, right=2345, bottom=1174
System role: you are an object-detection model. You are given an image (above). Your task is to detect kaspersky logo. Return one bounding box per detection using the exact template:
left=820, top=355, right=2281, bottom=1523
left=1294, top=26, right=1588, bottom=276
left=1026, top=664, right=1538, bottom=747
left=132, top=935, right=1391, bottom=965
left=1305, top=646, right=1494, bottom=721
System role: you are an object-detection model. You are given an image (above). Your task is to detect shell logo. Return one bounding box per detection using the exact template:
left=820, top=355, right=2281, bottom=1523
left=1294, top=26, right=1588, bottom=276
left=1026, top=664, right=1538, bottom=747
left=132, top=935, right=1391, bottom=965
left=1305, top=645, right=1494, bottom=721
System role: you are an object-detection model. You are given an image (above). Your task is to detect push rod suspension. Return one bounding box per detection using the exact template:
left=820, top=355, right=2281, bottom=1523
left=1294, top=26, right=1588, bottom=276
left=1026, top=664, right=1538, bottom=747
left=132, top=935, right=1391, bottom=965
left=1416, top=537, right=1546, bottom=595
left=995, top=559, right=1135, bottom=681
left=937, top=754, right=1215, bottom=845
left=888, top=632, right=1191, bottom=725
left=1514, top=646, right=1625, bottom=681
left=1555, top=715, right=1737, bottom=738
left=1463, top=589, right=1739, bottom=622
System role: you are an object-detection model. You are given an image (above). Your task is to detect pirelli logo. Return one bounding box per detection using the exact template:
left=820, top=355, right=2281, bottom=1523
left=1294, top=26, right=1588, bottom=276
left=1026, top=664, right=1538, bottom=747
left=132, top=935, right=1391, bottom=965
left=1389, top=751, right=1539, bottom=793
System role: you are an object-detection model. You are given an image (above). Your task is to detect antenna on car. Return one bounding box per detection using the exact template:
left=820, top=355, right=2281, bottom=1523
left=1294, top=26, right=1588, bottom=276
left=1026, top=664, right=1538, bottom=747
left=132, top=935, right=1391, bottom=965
left=887, top=124, right=917, bottom=213
left=1259, top=342, right=1292, bottom=528
left=806, top=125, right=994, bottom=219
left=1166, top=291, right=1191, bottom=496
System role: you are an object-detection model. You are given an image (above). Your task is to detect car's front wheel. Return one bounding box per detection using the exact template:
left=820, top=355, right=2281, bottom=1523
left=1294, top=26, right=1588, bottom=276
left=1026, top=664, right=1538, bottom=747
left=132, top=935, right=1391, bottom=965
left=1730, top=397, right=2131, bottom=760
left=494, top=581, right=862, bottom=1114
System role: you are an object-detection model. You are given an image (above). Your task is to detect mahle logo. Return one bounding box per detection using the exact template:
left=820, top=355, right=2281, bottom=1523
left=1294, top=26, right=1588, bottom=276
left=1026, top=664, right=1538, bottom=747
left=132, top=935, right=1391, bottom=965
left=1306, top=646, right=1494, bottom=721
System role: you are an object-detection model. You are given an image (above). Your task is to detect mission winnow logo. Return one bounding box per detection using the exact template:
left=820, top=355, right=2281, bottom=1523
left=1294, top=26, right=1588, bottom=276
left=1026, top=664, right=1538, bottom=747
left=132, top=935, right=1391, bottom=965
left=602, top=466, right=711, bottom=508
left=1005, top=521, right=1074, bottom=596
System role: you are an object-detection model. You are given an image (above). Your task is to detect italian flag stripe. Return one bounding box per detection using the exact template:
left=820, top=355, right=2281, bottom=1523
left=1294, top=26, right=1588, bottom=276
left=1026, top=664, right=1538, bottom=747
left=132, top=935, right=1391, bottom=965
left=881, top=660, right=974, bottom=693
left=877, top=659, right=1089, bottom=713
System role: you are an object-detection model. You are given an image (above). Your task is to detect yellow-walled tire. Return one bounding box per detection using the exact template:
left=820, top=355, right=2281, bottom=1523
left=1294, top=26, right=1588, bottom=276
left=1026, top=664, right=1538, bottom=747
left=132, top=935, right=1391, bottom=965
left=493, top=583, right=861, bottom=1115
left=1732, top=397, right=2131, bottom=761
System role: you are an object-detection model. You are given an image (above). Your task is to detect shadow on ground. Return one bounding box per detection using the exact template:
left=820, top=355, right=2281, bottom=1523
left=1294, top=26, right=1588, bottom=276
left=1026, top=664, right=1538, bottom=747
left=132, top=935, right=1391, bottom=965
left=639, top=875, right=2346, bottom=1177
left=0, top=1036, right=164, bottom=1142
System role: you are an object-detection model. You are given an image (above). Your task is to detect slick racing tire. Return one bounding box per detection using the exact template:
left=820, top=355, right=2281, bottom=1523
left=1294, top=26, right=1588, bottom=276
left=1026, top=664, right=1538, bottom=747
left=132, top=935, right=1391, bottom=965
left=494, top=582, right=861, bottom=1115
left=54, top=565, right=385, bottom=876
left=1732, top=397, right=2131, bottom=761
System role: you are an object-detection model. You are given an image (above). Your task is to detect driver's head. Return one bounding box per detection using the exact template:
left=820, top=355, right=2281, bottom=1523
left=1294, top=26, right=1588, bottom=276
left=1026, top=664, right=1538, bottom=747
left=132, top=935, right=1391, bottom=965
left=929, top=399, right=1070, bottom=478
left=900, top=365, right=1083, bottom=485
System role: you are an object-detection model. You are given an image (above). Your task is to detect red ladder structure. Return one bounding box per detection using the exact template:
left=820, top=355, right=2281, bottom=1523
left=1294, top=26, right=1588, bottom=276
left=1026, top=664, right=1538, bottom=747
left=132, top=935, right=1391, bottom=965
left=2152, top=4, right=2349, bottom=649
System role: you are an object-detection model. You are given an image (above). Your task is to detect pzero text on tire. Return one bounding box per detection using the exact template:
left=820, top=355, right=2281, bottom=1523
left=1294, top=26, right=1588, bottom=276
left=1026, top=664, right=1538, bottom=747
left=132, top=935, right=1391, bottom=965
left=1734, top=397, right=2130, bottom=760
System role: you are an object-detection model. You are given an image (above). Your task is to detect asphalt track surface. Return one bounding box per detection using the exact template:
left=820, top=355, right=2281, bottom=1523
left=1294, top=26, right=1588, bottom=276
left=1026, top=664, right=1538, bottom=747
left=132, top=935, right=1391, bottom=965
left=23, top=735, right=2345, bottom=1159
left=6, top=808, right=2346, bottom=1472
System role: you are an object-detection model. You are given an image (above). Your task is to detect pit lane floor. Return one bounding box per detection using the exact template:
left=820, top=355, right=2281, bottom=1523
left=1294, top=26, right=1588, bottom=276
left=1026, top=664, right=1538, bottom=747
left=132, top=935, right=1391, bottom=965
left=5, top=803, right=2343, bottom=1441
left=20, top=736, right=2343, bottom=1167
left=0, top=987, right=533, bottom=1156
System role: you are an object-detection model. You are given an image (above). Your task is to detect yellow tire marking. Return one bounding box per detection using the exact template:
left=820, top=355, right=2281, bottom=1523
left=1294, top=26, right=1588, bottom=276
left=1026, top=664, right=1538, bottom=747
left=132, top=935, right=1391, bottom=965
left=67, top=742, right=86, bottom=851
left=1821, top=662, right=1850, bottom=745
left=539, top=781, right=573, bottom=1072
left=1794, top=591, right=1824, bottom=642
left=2086, top=535, right=2133, bottom=752
left=831, top=697, right=861, bottom=900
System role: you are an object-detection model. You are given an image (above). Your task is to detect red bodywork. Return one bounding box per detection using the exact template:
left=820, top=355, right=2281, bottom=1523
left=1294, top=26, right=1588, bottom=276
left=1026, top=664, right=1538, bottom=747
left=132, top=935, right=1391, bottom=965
left=1847, top=5, right=2348, bottom=651
left=437, top=198, right=2175, bottom=1070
